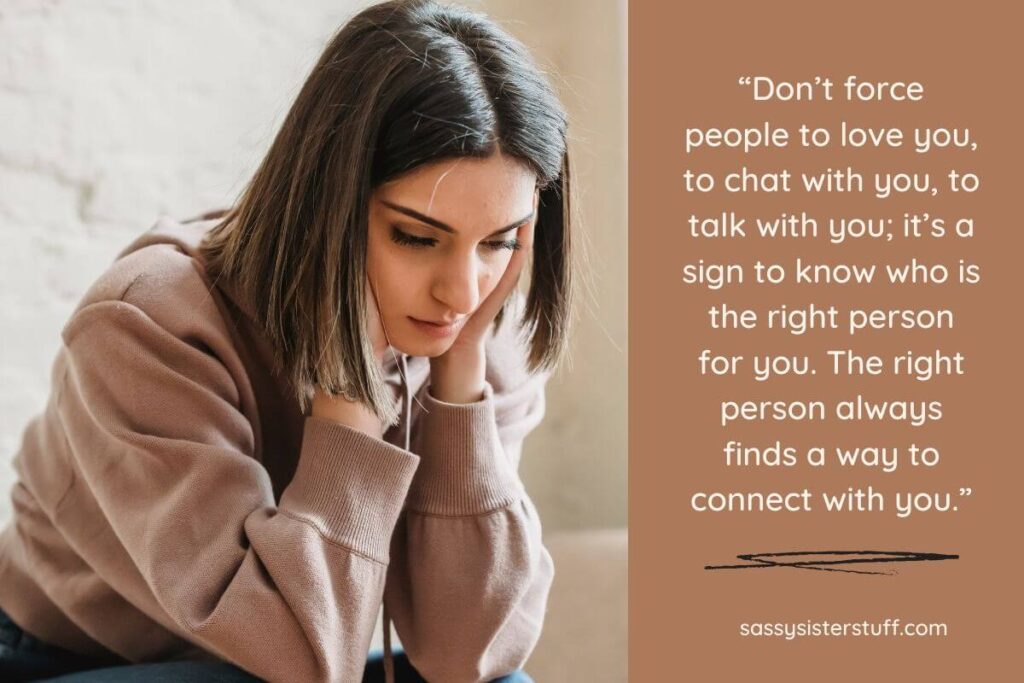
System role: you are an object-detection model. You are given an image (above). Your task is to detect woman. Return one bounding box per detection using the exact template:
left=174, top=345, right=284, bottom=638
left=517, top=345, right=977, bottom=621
left=0, top=0, right=574, bottom=681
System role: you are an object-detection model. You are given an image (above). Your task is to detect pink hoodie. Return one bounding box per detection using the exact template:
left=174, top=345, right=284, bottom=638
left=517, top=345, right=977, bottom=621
left=0, top=214, right=555, bottom=682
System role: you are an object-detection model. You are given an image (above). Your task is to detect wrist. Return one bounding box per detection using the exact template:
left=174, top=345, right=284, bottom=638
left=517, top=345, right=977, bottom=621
left=429, top=346, right=486, bottom=404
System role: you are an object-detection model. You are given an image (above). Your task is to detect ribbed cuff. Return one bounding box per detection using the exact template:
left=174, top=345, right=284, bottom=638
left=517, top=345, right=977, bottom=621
left=406, top=381, right=525, bottom=516
left=280, top=415, right=421, bottom=563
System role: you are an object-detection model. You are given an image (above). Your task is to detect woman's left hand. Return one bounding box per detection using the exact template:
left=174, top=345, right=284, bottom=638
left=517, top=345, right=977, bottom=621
left=428, top=218, right=535, bottom=403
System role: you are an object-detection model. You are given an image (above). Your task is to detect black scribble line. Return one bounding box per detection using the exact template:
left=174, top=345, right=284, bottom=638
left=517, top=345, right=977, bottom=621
left=705, top=550, right=959, bottom=575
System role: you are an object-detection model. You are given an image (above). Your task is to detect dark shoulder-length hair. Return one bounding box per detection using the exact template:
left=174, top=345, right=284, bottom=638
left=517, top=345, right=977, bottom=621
left=199, top=0, right=574, bottom=425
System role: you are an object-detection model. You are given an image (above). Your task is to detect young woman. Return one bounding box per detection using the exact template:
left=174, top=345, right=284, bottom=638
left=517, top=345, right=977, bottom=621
left=0, top=0, right=574, bottom=681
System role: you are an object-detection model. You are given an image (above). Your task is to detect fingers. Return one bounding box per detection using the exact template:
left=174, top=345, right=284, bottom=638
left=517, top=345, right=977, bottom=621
left=504, top=220, right=535, bottom=289
left=458, top=222, right=535, bottom=340
left=496, top=221, right=535, bottom=300
left=520, top=215, right=537, bottom=251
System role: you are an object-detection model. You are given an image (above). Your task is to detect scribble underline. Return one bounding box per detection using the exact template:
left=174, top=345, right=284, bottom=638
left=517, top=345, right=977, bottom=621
left=705, top=550, right=959, bottom=575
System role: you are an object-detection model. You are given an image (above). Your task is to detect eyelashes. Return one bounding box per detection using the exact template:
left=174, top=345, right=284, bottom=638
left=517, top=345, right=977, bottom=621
left=389, top=228, right=435, bottom=249
left=389, top=226, right=521, bottom=252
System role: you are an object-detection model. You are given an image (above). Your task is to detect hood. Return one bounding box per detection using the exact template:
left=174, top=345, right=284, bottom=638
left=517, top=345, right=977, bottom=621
left=120, top=213, right=413, bottom=683
left=116, top=212, right=418, bottom=405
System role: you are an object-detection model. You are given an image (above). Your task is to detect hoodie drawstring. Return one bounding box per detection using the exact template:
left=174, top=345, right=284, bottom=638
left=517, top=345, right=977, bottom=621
left=383, top=352, right=411, bottom=683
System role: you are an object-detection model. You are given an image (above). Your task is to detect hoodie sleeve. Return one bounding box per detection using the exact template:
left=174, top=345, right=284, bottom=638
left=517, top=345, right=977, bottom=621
left=382, top=333, right=556, bottom=682
left=57, top=295, right=421, bottom=683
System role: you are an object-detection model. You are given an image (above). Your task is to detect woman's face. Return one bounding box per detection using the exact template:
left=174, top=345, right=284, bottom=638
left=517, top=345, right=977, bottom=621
left=366, top=149, right=539, bottom=358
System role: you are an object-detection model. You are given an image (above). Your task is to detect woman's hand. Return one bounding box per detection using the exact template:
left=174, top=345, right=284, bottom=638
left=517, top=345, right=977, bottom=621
left=429, top=218, right=536, bottom=403
left=310, top=279, right=393, bottom=438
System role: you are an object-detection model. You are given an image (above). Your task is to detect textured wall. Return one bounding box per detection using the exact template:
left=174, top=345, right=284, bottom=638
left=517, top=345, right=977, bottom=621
left=0, top=0, right=626, bottom=533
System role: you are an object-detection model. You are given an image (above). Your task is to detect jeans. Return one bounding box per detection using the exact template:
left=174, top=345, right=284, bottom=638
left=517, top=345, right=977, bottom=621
left=1, top=605, right=534, bottom=682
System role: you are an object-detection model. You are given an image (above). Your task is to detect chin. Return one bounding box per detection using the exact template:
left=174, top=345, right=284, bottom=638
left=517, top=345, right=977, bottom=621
left=389, top=334, right=451, bottom=359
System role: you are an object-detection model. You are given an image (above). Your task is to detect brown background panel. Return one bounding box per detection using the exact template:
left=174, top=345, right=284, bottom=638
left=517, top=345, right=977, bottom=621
left=630, top=1, right=1022, bottom=680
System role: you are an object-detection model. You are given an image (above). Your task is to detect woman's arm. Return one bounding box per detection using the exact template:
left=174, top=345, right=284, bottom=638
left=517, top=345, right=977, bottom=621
left=382, top=337, right=556, bottom=683
left=57, top=277, right=421, bottom=683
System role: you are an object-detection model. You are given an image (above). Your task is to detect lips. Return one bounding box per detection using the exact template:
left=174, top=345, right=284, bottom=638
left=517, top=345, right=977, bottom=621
left=408, top=316, right=464, bottom=338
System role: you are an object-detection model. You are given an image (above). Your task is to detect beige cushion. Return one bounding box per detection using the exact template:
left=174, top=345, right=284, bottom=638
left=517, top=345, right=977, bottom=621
left=526, top=527, right=628, bottom=682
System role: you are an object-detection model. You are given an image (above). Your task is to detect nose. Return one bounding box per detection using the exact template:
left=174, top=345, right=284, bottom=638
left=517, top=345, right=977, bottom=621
left=431, top=251, right=480, bottom=317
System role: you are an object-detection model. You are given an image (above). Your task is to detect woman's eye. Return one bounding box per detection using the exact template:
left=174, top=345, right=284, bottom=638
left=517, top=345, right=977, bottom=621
left=390, top=227, right=436, bottom=249
left=483, top=238, right=522, bottom=252
left=391, top=226, right=521, bottom=252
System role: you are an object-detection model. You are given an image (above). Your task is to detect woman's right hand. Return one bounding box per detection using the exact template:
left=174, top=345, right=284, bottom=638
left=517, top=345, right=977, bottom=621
left=310, top=278, right=392, bottom=438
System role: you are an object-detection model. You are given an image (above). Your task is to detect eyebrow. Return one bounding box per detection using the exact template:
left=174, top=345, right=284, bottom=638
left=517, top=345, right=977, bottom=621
left=380, top=199, right=533, bottom=238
